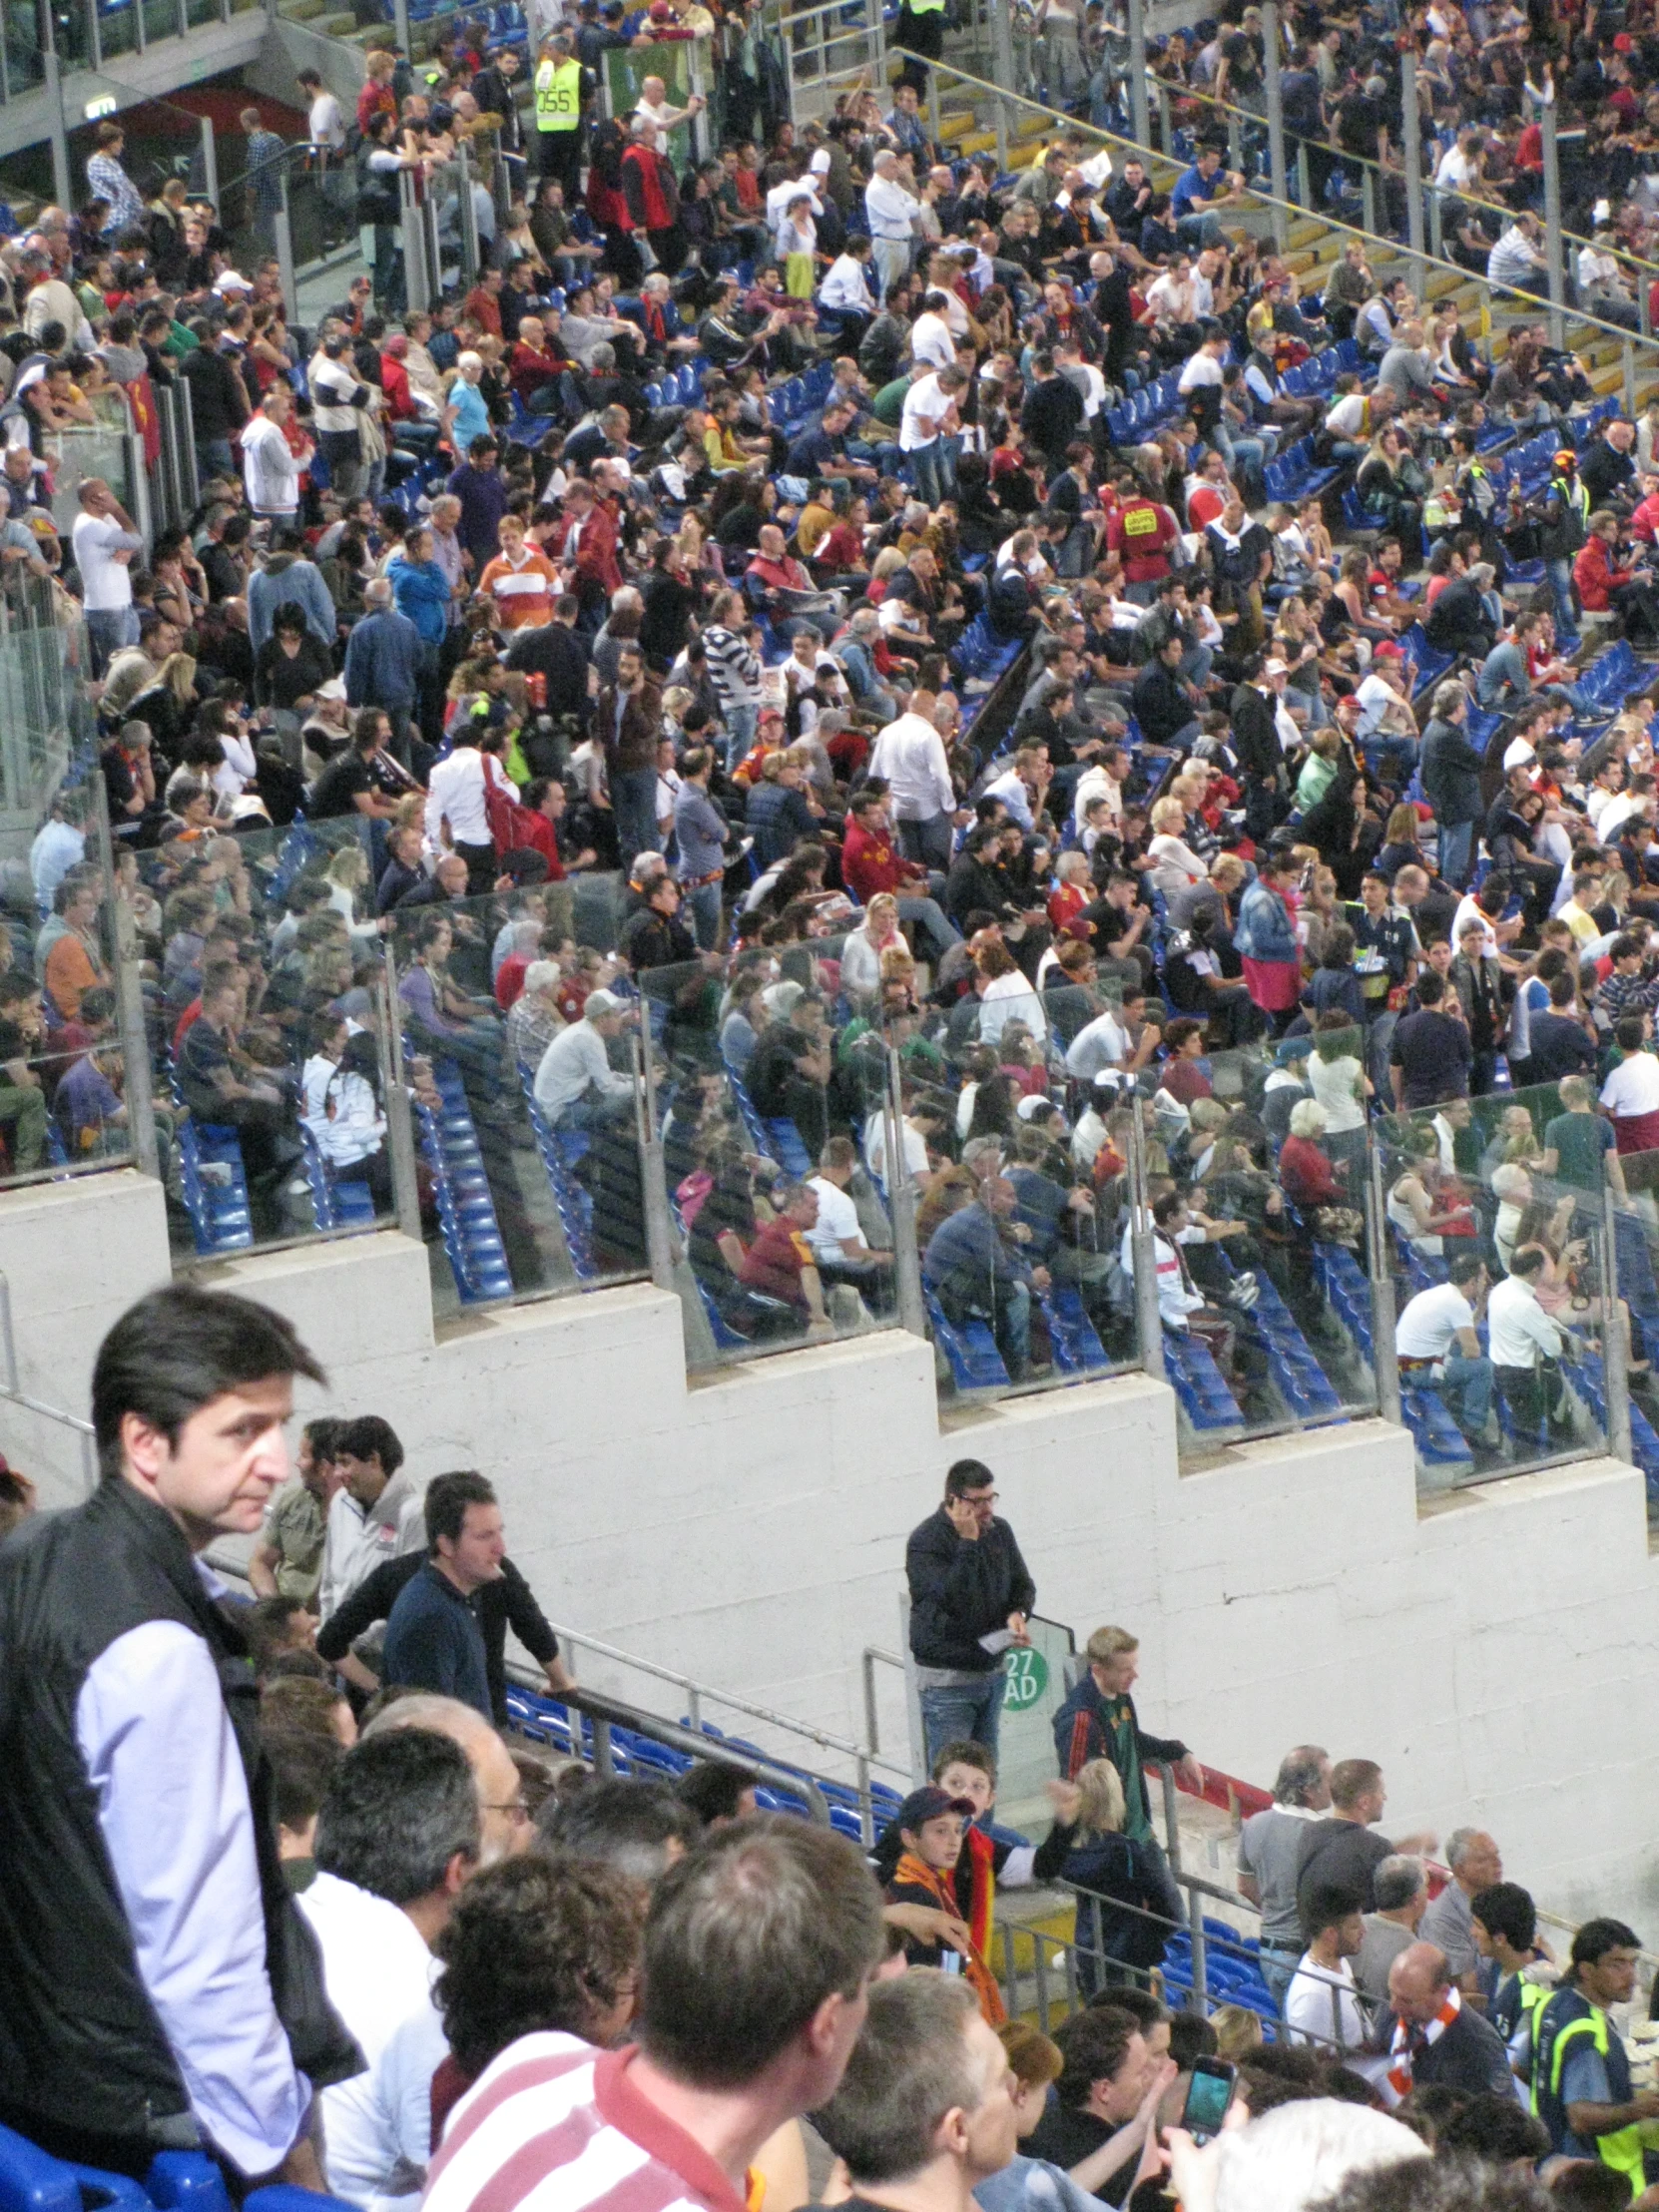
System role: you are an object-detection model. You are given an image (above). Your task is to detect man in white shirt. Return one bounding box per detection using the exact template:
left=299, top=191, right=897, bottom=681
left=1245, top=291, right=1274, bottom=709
left=898, top=363, right=965, bottom=509
left=635, top=73, right=705, bottom=154
left=807, top=1136, right=892, bottom=1295
left=532, top=989, right=635, bottom=1127
left=424, top=730, right=504, bottom=891
left=1600, top=1028, right=1659, bottom=1151
left=1486, top=1246, right=1574, bottom=1435
left=242, top=385, right=309, bottom=522
left=864, top=152, right=921, bottom=296
left=1067, top=994, right=1154, bottom=1080
left=317, top=1416, right=425, bottom=1623
left=72, top=476, right=144, bottom=674
left=909, top=293, right=957, bottom=371
left=819, top=243, right=877, bottom=318
left=301, top=69, right=345, bottom=152
left=1285, top=1883, right=1369, bottom=2054
left=1394, top=1251, right=1494, bottom=1447
left=867, top=691, right=960, bottom=869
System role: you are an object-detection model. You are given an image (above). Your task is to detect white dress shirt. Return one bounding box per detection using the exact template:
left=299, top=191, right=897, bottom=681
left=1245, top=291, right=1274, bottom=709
left=76, top=1603, right=306, bottom=2174
left=865, top=173, right=921, bottom=240
left=318, top=1474, right=426, bottom=1621
left=424, top=747, right=503, bottom=850
left=297, top=1872, right=437, bottom=2207
left=867, top=712, right=955, bottom=821
left=819, top=254, right=877, bottom=313
left=910, top=310, right=957, bottom=370
left=1486, top=1273, right=1567, bottom=1369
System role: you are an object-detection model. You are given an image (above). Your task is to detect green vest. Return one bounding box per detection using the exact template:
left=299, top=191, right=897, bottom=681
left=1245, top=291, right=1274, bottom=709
left=535, top=58, right=583, bottom=131
left=907, top=0, right=947, bottom=16
left=1516, top=1976, right=1550, bottom=2090
left=1539, top=1998, right=1644, bottom=2197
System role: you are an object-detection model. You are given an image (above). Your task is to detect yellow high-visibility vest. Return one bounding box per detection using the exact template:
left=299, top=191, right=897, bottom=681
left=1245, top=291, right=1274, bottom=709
left=535, top=58, right=583, bottom=131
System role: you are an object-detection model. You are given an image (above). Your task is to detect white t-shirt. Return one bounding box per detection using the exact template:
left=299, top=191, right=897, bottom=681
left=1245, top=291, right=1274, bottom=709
left=806, top=1174, right=868, bottom=1262
left=1395, top=1280, right=1475, bottom=1361
left=910, top=310, right=957, bottom=370
left=864, top=1109, right=929, bottom=1187
left=1284, top=1953, right=1367, bottom=2052
left=899, top=371, right=951, bottom=452
left=1602, top=1051, right=1659, bottom=1119
left=1309, top=1051, right=1367, bottom=1134
left=1354, top=670, right=1402, bottom=737
left=242, top=411, right=302, bottom=516
left=309, top=90, right=346, bottom=149
left=1451, top=891, right=1499, bottom=959
left=72, top=509, right=142, bottom=612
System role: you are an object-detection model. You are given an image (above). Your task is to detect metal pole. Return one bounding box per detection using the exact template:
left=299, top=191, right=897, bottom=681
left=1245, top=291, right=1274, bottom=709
left=41, top=52, right=72, bottom=211
left=91, top=783, right=159, bottom=1182
left=1428, top=185, right=1443, bottom=262
left=378, top=953, right=425, bottom=1243
left=991, top=0, right=1014, bottom=175
left=1155, top=83, right=1171, bottom=157
left=925, top=66, right=941, bottom=149
left=457, top=141, right=480, bottom=287
left=1128, top=0, right=1148, bottom=151
left=273, top=168, right=297, bottom=331
left=1128, top=1106, right=1166, bottom=1382
left=1262, top=0, right=1286, bottom=253
left=1400, top=43, right=1423, bottom=264
left=400, top=168, right=432, bottom=316
left=884, top=1040, right=927, bottom=1340
left=1367, top=1143, right=1401, bottom=1426
left=199, top=115, right=218, bottom=212
left=1297, top=142, right=1310, bottom=211
left=633, top=1031, right=677, bottom=1297
left=394, top=0, right=411, bottom=61
left=1361, top=164, right=1377, bottom=244
left=1602, top=1180, right=1633, bottom=1469
left=1541, top=98, right=1564, bottom=348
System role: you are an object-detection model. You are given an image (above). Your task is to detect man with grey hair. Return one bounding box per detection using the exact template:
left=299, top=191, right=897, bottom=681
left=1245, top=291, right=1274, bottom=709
left=1418, top=1827, right=1502, bottom=1990
left=1355, top=1856, right=1427, bottom=2020
left=1238, top=1745, right=1333, bottom=2015
left=815, top=1972, right=1019, bottom=2210
left=343, top=576, right=422, bottom=748
left=865, top=150, right=921, bottom=297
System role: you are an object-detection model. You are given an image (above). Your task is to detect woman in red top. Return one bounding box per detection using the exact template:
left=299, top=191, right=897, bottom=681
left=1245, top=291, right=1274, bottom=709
left=1573, top=510, right=1659, bottom=642
left=1278, top=1098, right=1348, bottom=1211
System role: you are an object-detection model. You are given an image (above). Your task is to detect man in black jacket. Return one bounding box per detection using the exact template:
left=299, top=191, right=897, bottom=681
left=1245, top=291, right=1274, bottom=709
left=905, top=1457, right=1036, bottom=1770
left=1418, top=680, right=1487, bottom=886
left=1132, top=633, right=1201, bottom=754
left=1230, top=658, right=1288, bottom=844
left=0, top=1285, right=357, bottom=2183
left=1378, top=1942, right=1515, bottom=2095
left=1020, top=349, right=1086, bottom=472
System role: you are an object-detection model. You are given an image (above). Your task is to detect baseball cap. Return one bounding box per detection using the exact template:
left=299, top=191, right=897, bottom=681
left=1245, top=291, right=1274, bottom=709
left=1373, top=641, right=1405, bottom=660
left=762, top=979, right=805, bottom=1018
left=214, top=271, right=254, bottom=294
left=317, top=677, right=347, bottom=701
left=1263, top=657, right=1289, bottom=676
left=897, top=1787, right=975, bottom=1832
left=585, top=988, right=623, bottom=1017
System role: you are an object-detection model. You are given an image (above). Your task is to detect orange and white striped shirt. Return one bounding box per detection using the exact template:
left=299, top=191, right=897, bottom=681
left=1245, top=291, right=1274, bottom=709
left=478, top=544, right=559, bottom=630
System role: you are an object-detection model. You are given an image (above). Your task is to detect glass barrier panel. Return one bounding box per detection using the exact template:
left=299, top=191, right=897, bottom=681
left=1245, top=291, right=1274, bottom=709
left=1, top=6, right=46, bottom=94
left=386, top=879, right=654, bottom=1318
left=1380, top=1080, right=1612, bottom=1490
left=993, top=1614, right=1078, bottom=1839
left=97, top=0, right=139, bottom=60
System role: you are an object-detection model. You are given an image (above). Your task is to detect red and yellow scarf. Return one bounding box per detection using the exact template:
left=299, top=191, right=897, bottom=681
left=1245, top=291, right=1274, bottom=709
left=892, top=1848, right=1006, bottom=2026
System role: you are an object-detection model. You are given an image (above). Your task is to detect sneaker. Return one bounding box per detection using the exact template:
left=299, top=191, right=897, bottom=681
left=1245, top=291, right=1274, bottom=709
left=961, top=677, right=993, bottom=696
left=1226, top=1275, right=1260, bottom=1311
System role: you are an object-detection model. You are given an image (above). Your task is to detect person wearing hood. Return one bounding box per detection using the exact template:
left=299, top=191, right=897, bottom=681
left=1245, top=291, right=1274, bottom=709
left=247, top=529, right=337, bottom=655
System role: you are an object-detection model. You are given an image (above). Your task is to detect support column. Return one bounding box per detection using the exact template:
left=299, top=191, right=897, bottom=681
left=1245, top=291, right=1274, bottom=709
left=379, top=958, right=425, bottom=1244
left=1129, top=1111, right=1166, bottom=1383
left=1400, top=41, right=1423, bottom=264
left=1367, top=1145, right=1401, bottom=1428
left=1263, top=0, right=1286, bottom=253
left=1603, top=1181, right=1634, bottom=1470
left=1541, top=95, right=1564, bottom=347
left=884, top=1041, right=926, bottom=1341
left=93, top=785, right=159, bottom=1183
left=1128, top=0, right=1148, bottom=152
left=199, top=115, right=219, bottom=209
left=274, top=168, right=297, bottom=329
left=393, top=0, right=411, bottom=62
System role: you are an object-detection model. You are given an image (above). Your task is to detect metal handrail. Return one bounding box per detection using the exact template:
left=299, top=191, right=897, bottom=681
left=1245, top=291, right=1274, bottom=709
left=926, top=55, right=1659, bottom=374
left=0, top=1269, right=99, bottom=1497
left=504, top=1660, right=832, bottom=1824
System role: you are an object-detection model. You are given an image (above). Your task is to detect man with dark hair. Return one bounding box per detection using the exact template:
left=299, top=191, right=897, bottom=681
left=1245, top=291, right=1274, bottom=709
left=423, top=1818, right=886, bottom=2212
left=814, top=1972, right=1018, bottom=2202
left=263, top=1728, right=342, bottom=1889
left=535, top=1775, right=702, bottom=1883
left=1534, top=1917, right=1659, bottom=2181
left=1024, top=2002, right=1169, bottom=2194
left=0, top=1285, right=355, bottom=2184
left=381, top=1472, right=504, bottom=1716
left=677, top=1760, right=762, bottom=1827
left=250, top=1414, right=343, bottom=1605
left=905, top=1459, right=1036, bottom=1771
left=1285, top=1882, right=1367, bottom=2052
left=301, top=1729, right=482, bottom=2202
left=318, top=1414, right=424, bottom=1617
left=1470, top=1881, right=1553, bottom=2093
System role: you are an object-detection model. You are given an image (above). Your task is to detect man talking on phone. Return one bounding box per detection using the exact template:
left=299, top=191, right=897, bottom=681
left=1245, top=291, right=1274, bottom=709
left=905, top=1458, right=1035, bottom=1772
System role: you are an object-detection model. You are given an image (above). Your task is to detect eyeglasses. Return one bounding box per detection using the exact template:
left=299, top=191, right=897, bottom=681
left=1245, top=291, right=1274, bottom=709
left=484, top=1799, right=532, bottom=1824
left=964, top=1491, right=998, bottom=1506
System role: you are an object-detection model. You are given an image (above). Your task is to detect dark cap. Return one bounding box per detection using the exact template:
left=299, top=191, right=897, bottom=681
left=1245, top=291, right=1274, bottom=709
left=898, top=1787, right=974, bottom=1832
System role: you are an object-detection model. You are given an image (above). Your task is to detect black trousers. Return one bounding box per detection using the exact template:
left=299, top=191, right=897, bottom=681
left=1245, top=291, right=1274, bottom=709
left=537, top=128, right=582, bottom=201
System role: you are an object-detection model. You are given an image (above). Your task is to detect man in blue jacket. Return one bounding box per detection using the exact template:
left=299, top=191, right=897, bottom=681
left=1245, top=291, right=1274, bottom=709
left=1052, top=1624, right=1205, bottom=1942
left=904, top=1454, right=1036, bottom=1769
left=343, top=579, right=421, bottom=757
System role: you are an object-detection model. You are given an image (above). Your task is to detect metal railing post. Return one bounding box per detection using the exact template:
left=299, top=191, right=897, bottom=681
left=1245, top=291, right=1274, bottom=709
left=1128, top=0, right=1148, bottom=150
left=1626, top=338, right=1638, bottom=419
left=1400, top=45, right=1423, bottom=263
left=1367, top=1142, right=1401, bottom=1427
left=1427, top=185, right=1443, bottom=262
left=199, top=116, right=218, bottom=211
left=400, top=167, right=432, bottom=316
left=1128, top=1108, right=1166, bottom=1382
left=41, top=49, right=72, bottom=211
left=1361, top=165, right=1377, bottom=242
left=273, top=167, right=297, bottom=332
left=91, top=783, right=159, bottom=1182
left=884, top=1054, right=927, bottom=1342
left=1263, top=0, right=1286, bottom=252
left=457, top=140, right=480, bottom=287
left=1160, top=1767, right=1205, bottom=2013
left=633, top=1030, right=678, bottom=1297
left=1297, top=141, right=1310, bottom=211
left=1155, top=83, right=1171, bottom=157
left=1541, top=98, right=1564, bottom=348
left=1602, top=1181, right=1633, bottom=1469
left=378, top=953, right=426, bottom=1243
left=1227, top=111, right=1243, bottom=175
left=394, top=0, right=411, bottom=58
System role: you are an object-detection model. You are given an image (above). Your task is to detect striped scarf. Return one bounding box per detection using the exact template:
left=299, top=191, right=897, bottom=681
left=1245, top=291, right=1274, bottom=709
left=892, top=1850, right=1007, bottom=2027
left=1383, top=1985, right=1460, bottom=2104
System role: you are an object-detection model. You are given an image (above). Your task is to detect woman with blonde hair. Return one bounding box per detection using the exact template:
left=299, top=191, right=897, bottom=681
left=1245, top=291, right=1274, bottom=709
left=1147, top=795, right=1209, bottom=893
left=1056, top=1755, right=1173, bottom=1993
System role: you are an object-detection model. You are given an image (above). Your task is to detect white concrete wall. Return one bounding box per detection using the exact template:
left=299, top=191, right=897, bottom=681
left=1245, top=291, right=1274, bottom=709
left=4, top=1172, right=1659, bottom=1932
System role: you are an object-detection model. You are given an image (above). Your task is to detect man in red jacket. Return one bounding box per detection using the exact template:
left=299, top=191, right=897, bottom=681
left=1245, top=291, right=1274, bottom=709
left=545, top=478, right=622, bottom=617
left=621, top=115, right=684, bottom=274
left=841, top=789, right=961, bottom=961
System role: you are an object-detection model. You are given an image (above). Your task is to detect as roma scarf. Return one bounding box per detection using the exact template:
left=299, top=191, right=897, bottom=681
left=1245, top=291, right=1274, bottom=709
left=893, top=1849, right=1006, bottom=2026
left=1383, top=1985, right=1460, bottom=2104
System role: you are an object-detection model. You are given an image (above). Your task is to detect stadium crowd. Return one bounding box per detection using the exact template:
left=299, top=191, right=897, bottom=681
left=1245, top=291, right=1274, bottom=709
left=0, top=1284, right=1654, bottom=2212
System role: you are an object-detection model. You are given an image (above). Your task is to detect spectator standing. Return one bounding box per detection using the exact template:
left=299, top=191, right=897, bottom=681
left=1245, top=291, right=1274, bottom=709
left=1417, top=1827, right=1503, bottom=1992
left=383, top=1473, right=507, bottom=1717
left=1285, top=1883, right=1369, bottom=2055
left=1052, top=1625, right=1203, bottom=1948
left=1534, top=1918, right=1659, bottom=2186
left=422, top=1819, right=886, bottom=2212
left=1355, top=1857, right=1428, bottom=2021
left=1378, top=1941, right=1514, bottom=2100
left=1296, top=1759, right=1436, bottom=1917
left=905, top=1458, right=1035, bottom=1769
left=1236, top=1744, right=1333, bottom=2013
left=248, top=1414, right=343, bottom=1605
left=72, top=477, right=144, bottom=676
left=317, top=1414, right=424, bottom=1619
left=0, top=1285, right=354, bottom=2184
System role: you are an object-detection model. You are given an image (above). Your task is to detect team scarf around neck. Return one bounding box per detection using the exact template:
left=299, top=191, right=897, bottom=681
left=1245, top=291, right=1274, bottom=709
left=892, top=1849, right=1007, bottom=2026
left=1383, top=1984, right=1461, bottom=2104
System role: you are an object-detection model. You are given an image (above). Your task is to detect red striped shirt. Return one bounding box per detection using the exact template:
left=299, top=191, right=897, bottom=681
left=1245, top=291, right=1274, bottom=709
left=425, top=2035, right=751, bottom=2212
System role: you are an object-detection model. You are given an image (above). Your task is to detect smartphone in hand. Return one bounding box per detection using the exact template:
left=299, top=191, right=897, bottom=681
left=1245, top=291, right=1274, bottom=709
left=1180, top=2057, right=1236, bottom=2147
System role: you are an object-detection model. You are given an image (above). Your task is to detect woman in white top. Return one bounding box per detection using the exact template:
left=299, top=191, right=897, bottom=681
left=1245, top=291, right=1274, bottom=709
left=1308, top=1010, right=1372, bottom=1168
left=1146, top=795, right=1208, bottom=895
left=1387, top=1125, right=1475, bottom=1258
left=838, top=893, right=907, bottom=1004
left=975, top=941, right=1048, bottom=1046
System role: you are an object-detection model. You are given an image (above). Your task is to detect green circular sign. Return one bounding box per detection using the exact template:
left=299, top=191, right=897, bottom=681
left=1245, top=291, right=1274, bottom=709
left=1002, top=1646, right=1050, bottom=1711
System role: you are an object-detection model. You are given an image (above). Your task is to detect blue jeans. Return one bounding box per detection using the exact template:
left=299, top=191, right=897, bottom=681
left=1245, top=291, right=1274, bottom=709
left=196, top=437, right=235, bottom=485
left=1545, top=556, right=1575, bottom=636
left=86, top=603, right=139, bottom=678
left=907, top=436, right=956, bottom=507
left=685, top=878, right=723, bottom=950
left=1423, top=1352, right=1494, bottom=1436
left=1439, top=818, right=1475, bottom=887
left=919, top=1670, right=1005, bottom=1771
left=613, top=766, right=661, bottom=866
left=1177, top=211, right=1223, bottom=250
left=896, top=894, right=961, bottom=962
left=723, top=702, right=758, bottom=769
left=1260, top=1944, right=1303, bottom=2015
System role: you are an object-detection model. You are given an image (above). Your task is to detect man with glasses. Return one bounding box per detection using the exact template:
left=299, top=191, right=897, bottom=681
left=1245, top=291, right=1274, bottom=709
left=905, top=1458, right=1035, bottom=1770
left=316, top=1470, right=574, bottom=1726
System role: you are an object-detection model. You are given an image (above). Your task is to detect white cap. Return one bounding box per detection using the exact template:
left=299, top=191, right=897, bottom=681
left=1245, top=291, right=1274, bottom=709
left=585, top=988, right=624, bottom=1017
left=215, top=272, right=255, bottom=293
left=810, top=149, right=831, bottom=174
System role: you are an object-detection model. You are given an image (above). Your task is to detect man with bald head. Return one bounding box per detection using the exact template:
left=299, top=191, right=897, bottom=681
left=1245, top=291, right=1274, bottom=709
left=1380, top=1941, right=1513, bottom=2098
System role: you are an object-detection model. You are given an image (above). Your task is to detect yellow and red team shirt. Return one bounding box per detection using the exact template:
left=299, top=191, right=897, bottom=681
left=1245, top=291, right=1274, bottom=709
left=478, top=545, right=560, bottom=630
